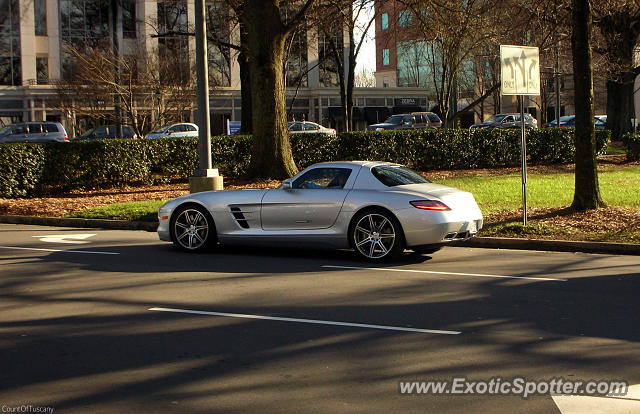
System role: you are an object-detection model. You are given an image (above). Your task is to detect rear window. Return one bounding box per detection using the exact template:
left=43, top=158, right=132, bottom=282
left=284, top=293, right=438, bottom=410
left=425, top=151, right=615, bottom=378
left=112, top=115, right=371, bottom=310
left=371, top=165, right=430, bottom=187
left=427, top=113, right=441, bottom=122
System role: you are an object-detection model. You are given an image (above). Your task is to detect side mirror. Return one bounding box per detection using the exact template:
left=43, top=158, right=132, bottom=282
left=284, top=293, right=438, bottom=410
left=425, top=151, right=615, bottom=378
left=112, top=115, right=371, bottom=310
left=282, top=179, right=293, bottom=190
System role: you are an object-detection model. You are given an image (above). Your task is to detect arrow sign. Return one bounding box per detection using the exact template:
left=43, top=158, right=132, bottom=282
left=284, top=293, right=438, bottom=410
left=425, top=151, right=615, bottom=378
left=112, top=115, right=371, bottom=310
left=33, top=234, right=96, bottom=244
left=500, top=45, right=540, bottom=96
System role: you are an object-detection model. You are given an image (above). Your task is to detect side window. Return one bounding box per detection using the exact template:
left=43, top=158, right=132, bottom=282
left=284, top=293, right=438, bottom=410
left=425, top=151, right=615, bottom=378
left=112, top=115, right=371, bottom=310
left=28, top=124, right=42, bottom=134
left=95, top=127, right=108, bottom=137
left=186, top=124, right=197, bottom=132
left=11, top=125, right=27, bottom=134
left=403, top=115, right=413, bottom=124
left=292, top=168, right=352, bottom=190
left=504, top=116, right=514, bottom=123
left=427, top=113, right=441, bottom=123
left=44, top=123, right=58, bottom=132
left=304, top=123, right=320, bottom=131
left=169, top=126, right=179, bottom=133
left=289, top=122, right=303, bottom=131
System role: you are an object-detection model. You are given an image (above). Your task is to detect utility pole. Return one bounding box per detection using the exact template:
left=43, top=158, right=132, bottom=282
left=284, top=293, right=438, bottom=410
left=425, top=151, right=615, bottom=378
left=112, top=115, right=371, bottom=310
left=189, top=0, right=223, bottom=193
left=110, top=0, right=123, bottom=138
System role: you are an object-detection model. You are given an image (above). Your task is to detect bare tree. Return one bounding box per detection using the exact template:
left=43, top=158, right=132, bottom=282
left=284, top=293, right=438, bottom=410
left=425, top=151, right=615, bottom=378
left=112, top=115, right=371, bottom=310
left=315, top=0, right=378, bottom=131
left=592, top=0, right=640, bottom=140
left=53, top=44, right=196, bottom=138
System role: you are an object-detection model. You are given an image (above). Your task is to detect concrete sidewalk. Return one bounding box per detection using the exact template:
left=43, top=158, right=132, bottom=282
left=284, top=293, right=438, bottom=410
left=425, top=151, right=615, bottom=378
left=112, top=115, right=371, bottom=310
left=1, top=214, right=639, bottom=256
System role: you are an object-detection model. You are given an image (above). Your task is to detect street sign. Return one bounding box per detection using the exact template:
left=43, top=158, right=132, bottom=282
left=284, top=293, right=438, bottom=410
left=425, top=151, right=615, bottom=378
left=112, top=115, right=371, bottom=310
left=500, top=45, right=540, bottom=96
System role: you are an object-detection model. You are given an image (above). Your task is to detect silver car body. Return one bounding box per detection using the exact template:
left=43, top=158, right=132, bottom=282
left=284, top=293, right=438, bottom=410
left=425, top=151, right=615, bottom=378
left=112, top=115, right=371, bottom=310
left=158, top=161, right=483, bottom=253
left=146, top=123, right=198, bottom=139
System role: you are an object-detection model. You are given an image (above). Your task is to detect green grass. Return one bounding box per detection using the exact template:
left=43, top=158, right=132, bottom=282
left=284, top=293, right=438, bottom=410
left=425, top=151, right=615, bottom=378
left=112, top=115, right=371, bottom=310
left=437, top=165, right=640, bottom=215
left=604, top=145, right=627, bottom=155
left=66, top=200, right=166, bottom=222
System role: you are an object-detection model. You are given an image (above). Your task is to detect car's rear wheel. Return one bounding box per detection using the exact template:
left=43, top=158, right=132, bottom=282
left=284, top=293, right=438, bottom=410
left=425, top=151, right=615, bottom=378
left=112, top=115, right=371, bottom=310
left=170, top=205, right=216, bottom=252
left=350, top=209, right=405, bottom=261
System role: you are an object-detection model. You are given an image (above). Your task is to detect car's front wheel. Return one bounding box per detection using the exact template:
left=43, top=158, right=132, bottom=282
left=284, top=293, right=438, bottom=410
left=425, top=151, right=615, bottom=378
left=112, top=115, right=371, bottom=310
left=350, top=209, right=405, bottom=261
left=170, top=205, right=216, bottom=252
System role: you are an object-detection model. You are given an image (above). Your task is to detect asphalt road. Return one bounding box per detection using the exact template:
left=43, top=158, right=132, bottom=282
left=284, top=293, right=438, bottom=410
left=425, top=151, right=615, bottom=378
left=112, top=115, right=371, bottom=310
left=1, top=223, right=639, bottom=413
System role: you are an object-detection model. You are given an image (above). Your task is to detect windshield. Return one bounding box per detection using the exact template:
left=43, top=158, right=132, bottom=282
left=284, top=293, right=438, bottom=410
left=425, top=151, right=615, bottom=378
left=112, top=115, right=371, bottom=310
left=371, top=165, right=430, bottom=187
left=383, top=115, right=405, bottom=125
left=484, top=115, right=507, bottom=124
left=152, top=125, right=171, bottom=133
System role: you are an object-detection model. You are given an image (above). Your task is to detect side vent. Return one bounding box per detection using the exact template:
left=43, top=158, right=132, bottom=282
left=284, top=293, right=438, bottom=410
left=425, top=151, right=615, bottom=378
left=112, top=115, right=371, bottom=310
left=230, top=207, right=250, bottom=229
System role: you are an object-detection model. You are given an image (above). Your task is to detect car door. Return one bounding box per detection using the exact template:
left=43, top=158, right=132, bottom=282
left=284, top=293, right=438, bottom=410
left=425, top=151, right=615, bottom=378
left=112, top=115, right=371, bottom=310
left=6, top=124, right=28, bottom=142
left=260, top=167, right=353, bottom=230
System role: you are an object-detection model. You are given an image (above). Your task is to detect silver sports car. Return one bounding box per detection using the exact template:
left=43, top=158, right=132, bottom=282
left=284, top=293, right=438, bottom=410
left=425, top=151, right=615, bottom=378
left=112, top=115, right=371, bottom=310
left=157, top=161, right=483, bottom=261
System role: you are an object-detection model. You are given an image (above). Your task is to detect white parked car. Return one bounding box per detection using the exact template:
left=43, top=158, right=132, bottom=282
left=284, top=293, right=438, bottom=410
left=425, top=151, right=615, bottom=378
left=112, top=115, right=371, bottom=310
left=288, top=121, right=337, bottom=135
left=146, top=123, right=198, bottom=139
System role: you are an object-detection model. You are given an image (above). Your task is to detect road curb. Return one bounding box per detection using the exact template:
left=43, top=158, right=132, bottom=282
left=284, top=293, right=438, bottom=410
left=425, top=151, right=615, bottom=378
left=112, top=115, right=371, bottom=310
left=0, top=215, right=157, bottom=232
left=453, top=237, right=640, bottom=256
left=1, top=215, right=638, bottom=255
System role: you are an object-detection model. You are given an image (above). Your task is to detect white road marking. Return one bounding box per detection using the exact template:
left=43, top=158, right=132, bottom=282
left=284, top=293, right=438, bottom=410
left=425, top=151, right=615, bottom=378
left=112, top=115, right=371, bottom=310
left=148, top=307, right=461, bottom=335
left=322, top=265, right=568, bottom=282
left=33, top=234, right=96, bottom=244
left=553, top=384, right=640, bottom=413
left=0, top=246, right=119, bottom=255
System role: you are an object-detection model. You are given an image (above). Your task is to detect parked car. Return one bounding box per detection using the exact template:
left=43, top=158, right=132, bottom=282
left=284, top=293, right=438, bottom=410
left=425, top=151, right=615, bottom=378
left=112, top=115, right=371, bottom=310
left=0, top=122, right=68, bottom=143
left=146, top=123, right=198, bottom=139
left=543, top=115, right=608, bottom=130
left=369, top=112, right=442, bottom=131
left=157, top=161, right=483, bottom=261
left=470, top=113, right=537, bottom=130
left=288, top=121, right=337, bottom=135
left=77, top=125, right=138, bottom=140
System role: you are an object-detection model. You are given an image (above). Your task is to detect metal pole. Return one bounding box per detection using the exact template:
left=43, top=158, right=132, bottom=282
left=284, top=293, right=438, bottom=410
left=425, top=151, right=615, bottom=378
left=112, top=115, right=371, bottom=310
left=555, top=45, right=561, bottom=125
left=111, top=0, right=123, bottom=138
left=194, top=0, right=212, bottom=173
left=520, top=95, right=527, bottom=225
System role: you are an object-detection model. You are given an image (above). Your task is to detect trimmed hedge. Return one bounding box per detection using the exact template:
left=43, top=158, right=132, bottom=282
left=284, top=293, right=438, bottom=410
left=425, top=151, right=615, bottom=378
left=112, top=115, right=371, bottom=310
left=622, top=133, right=640, bottom=161
left=0, top=128, right=610, bottom=197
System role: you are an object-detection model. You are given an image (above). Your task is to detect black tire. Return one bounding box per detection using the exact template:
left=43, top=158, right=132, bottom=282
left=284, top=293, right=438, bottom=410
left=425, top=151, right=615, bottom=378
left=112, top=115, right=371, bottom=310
left=170, top=204, right=216, bottom=252
left=349, top=208, right=406, bottom=262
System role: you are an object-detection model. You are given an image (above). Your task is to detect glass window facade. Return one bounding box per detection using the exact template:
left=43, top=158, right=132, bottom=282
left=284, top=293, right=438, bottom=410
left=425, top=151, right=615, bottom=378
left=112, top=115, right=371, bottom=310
left=36, top=57, right=48, bottom=84
left=398, top=10, right=412, bottom=27
left=0, top=0, right=21, bottom=85
left=60, top=0, right=110, bottom=79
left=286, top=28, right=308, bottom=88
left=206, top=0, right=231, bottom=86
left=397, top=40, right=433, bottom=88
left=381, top=13, right=388, bottom=30
left=319, top=30, right=343, bottom=87
left=157, top=1, right=190, bottom=85
left=122, top=0, right=136, bottom=38
left=34, top=0, right=47, bottom=36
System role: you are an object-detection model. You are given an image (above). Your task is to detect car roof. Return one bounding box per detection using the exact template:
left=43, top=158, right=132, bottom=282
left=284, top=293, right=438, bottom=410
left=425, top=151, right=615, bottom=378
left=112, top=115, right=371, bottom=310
left=308, top=161, right=401, bottom=169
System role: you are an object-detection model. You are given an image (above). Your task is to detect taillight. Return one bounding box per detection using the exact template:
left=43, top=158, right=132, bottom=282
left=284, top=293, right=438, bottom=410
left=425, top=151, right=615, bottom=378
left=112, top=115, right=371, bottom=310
left=410, top=200, right=451, bottom=211
left=64, top=132, right=68, bottom=141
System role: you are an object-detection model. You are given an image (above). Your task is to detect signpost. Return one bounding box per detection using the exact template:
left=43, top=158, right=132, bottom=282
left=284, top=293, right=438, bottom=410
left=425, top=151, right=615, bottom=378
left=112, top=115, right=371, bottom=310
left=500, top=45, right=540, bottom=225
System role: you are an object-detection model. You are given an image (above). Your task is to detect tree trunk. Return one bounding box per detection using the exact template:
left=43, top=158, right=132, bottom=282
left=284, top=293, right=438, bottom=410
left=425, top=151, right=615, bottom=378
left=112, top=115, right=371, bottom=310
left=243, top=0, right=298, bottom=179
left=571, top=0, right=605, bottom=210
left=605, top=71, right=635, bottom=140
left=238, top=24, right=252, bottom=135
